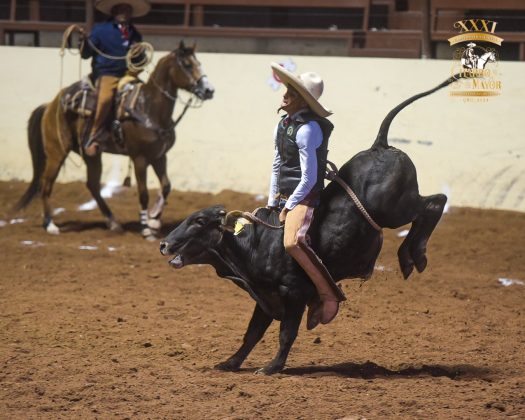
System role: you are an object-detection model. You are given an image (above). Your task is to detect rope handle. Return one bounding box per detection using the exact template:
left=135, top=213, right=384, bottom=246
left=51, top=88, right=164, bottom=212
left=242, top=208, right=283, bottom=229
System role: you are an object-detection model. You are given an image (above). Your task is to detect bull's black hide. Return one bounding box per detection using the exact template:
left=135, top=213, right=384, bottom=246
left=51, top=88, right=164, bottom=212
left=160, top=74, right=459, bottom=374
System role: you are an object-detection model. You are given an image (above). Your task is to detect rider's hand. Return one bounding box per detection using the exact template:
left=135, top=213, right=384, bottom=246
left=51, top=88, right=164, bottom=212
left=76, top=27, right=86, bottom=50
left=279, top=208, right=289, bottom=225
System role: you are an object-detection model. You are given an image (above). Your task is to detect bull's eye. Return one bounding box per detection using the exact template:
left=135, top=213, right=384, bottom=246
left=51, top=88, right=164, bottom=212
left=195, top=217, right=206, bottom=226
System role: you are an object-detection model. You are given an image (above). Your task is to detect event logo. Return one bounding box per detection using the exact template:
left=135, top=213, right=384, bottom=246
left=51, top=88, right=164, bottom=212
left=448, top=19, right=503, bottom=101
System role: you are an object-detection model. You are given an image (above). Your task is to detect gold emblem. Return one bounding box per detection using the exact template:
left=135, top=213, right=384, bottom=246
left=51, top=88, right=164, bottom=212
left=449, top=19, right=503, bottom=101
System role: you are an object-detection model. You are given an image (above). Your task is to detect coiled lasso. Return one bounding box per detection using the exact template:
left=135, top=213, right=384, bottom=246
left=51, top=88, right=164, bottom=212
left=60, top=24, right=154, bottom=81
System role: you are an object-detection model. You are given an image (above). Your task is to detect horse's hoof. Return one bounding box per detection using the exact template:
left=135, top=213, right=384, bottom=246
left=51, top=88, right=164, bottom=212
left=107, top=220, right=124, bottom=233
left=46, top=221, right=60, bottom=235
left=145, top=234, right=157, bottom=242
left=141, top=227, right=158, bottom=241
left=147, top=218, right=162, bottom=230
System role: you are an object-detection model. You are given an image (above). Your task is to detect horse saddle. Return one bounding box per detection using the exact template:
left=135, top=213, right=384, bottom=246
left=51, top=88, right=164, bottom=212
left=60, top=75, right=143, bottom=121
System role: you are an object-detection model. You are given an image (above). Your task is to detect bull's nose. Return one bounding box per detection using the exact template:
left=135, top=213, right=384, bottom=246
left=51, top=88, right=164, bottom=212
left=159, top=241, right=168, bottom=255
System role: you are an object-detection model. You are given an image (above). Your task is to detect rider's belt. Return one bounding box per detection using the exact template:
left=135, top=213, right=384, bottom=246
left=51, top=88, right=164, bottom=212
left=277, top=191, right=320, bottom=208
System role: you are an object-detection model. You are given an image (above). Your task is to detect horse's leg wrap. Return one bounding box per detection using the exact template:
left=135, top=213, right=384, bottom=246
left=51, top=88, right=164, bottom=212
left=149, top=194, right=165, bottom=220
left=140, top=210, right=159, bottom=240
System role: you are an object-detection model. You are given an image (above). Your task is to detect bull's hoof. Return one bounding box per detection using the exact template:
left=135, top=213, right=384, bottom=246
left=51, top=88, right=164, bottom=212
left=255, top=364, right=283, bottom=375
left=400, top=261, right=414, bottom=280
left=398, top=244, right=414, bottom=279
left=414, top=254, right=428, bottom=273
left=214, top=359, right=241, bottom=372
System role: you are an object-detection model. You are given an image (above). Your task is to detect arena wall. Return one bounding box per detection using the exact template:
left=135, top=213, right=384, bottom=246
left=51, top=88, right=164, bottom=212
left=0, top=46, right=523, bottom=212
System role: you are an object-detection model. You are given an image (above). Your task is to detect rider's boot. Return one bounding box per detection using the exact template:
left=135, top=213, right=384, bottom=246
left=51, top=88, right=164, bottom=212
left=284, top=202, right=347, bottom=330
left=295, top=242, right=346, bottom=329
left=83, top=128, right=105, bottom=157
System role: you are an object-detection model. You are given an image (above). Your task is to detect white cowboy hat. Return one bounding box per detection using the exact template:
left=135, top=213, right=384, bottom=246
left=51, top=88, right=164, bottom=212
left=270, top=62, right=332, bottom=117
left=95, top=0, right=151, bottom=17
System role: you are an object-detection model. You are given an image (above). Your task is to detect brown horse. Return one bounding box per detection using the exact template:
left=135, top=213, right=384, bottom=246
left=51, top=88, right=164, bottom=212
left=14, top=42, right=214, bottom=238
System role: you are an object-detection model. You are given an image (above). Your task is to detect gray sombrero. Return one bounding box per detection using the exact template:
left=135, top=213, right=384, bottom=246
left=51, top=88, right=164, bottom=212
left=271, top=62, right=332, bottom=117
left=95, top=0, right=151, bottom=17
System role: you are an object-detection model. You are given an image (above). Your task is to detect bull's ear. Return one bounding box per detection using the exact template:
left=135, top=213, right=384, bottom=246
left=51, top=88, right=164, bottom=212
left=178, top=40, right=186, bottom=51
left=191, top=42, right=197, bottom=52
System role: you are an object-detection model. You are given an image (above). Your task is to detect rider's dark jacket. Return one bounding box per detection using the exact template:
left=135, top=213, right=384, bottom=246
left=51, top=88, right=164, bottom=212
left=276, top=111, right=333, bottom=199
left=81, top=19, right=142, bottom=80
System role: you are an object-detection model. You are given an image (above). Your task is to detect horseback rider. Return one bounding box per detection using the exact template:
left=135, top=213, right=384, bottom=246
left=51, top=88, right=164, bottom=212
left=79, top=0, right=150, bottom=156
left=463, top=42, right=478, bottom=69
left=267, top=63, right=346, bottom=330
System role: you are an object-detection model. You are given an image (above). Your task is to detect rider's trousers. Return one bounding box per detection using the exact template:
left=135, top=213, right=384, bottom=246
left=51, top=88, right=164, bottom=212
left=89, top=75, right=119, bottom=143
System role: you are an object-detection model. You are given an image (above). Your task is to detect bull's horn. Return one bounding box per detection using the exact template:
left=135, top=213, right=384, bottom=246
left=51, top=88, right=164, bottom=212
left=223, top=210, right=245, bottom=228
left=222, top=210, right=254, bottom=235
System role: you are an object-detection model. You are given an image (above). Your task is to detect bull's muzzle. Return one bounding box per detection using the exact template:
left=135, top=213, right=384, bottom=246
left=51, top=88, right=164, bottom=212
left=159, top=241, right=170, bottom=256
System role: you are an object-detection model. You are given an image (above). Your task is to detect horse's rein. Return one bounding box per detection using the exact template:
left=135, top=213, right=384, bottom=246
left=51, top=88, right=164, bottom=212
left=149, top=72, right=178, bottom=102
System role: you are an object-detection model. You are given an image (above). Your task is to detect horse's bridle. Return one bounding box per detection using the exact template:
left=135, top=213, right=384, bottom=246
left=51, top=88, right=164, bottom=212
left=152, top=52, right=206, bottom=102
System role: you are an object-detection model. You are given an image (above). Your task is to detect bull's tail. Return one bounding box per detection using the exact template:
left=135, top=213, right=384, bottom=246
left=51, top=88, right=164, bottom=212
left=12, top=104, right=47, bottom=212
left=372, top=73, right=463, bottom=150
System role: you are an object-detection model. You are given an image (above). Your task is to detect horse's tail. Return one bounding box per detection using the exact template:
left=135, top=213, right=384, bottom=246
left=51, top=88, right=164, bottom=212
left=372, top=73, right=464, bottom=150
left=12, top=104, right=47, bottom=212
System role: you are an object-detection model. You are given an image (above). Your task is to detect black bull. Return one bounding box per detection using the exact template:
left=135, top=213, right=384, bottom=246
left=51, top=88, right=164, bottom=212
left=160, top=75, right=458, bottom=374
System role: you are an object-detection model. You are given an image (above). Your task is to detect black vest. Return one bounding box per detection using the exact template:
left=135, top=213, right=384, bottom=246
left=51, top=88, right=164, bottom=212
left=276, top=111, right=333, bottom=197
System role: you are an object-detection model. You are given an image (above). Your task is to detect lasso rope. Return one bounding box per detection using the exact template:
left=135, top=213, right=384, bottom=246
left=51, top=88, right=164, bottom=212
left=57, top=25, right=155, bottom=161
left=85, top=39, right=154, bottom=73
left=59, top=24, right=154, bottom=88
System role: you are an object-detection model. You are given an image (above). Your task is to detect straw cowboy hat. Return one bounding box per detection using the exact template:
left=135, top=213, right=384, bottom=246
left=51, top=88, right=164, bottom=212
left=95, top=0, right=151, bottom=17
left=271, top=62, right=332, bottom=117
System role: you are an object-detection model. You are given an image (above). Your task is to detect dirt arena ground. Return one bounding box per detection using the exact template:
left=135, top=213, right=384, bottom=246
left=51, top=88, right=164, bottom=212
left=1, top=180, right=524, bottom=419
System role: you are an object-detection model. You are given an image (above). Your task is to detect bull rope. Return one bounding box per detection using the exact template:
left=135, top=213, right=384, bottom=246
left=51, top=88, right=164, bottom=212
left=325, top=161, right=382, bottom=232
left=226, top=162, right=382, bottom=233
left=224, top=209, right=283, bottom=231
